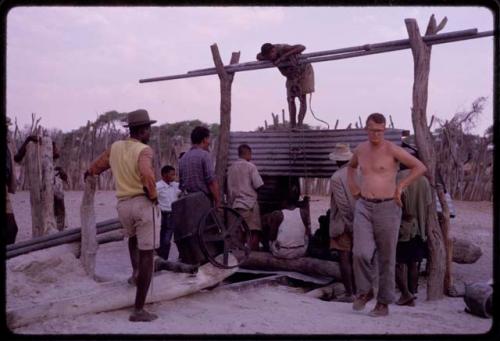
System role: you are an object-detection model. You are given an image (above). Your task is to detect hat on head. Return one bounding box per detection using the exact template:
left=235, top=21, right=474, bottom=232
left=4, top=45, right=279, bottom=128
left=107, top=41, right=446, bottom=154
left=329, top=143, right=353, bottom=161
left=123, top=109, right=157, bottom=127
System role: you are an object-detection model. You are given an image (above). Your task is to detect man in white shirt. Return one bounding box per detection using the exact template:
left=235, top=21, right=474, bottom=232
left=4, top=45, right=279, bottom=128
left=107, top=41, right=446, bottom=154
left=156, top=165, right=181, bottom=260
left=227, top=144, right=264, bottom=250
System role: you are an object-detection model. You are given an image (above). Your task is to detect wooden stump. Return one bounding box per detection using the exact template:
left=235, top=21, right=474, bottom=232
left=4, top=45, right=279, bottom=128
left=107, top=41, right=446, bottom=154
left=464, top=282, right=493, bottom=318
left=80, top=176, right=97, bottom=277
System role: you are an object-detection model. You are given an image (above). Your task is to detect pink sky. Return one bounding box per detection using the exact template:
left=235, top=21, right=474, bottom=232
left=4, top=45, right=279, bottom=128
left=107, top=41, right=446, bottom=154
left=6, top=6, right=495, bottom=135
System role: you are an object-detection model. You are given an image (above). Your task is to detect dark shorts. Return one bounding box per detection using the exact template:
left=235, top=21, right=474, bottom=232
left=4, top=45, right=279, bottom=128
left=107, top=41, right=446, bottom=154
left=396, top=236, right=427, bottom=263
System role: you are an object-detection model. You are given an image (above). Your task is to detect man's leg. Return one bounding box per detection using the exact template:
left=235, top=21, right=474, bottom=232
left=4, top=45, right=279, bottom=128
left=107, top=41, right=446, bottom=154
left=395, top=263, right=415, bottom=306
left=128, top=236, right=139, bottom=285
left=5, top=213, right=18, bottom=245
left=249, top=231, right=260, bottom=251
left=370, top=201, right=401, bottom=316
left=352, top=200, right=376, bottom=310
left=408, top=261, right=419, bottom=295
left=338, top=250, right=355, bottom=300
left=156, top=213, right=171, bottom=260
left=297, top=94, right=307, bottom=126
left=288, top=97, right=297, bottom=128
left=130, top=249, right=157, bottom=322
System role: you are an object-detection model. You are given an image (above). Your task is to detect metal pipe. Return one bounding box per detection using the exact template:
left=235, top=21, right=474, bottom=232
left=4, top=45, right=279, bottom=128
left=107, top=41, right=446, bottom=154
left=7, top=218, right=120, bottom=251
left=6, top=221, right=122, bottom=258
left=139, top=29, right=492, bottom=83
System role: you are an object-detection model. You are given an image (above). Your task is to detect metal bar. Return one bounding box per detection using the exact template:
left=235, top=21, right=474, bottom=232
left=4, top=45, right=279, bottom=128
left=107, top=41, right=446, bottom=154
left=139, top=29, right=492, bottom=83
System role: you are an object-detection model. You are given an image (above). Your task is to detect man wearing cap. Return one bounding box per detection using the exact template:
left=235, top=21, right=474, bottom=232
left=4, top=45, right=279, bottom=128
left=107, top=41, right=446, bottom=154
left=5, top=116, right=40, bottom=245
left=347, top=112, right=426, bottom=317
left=256, top=43, right=314, bottom=128
left=85, top=109, right=160, bottom=322
left=329, top=143, right=358, bottom=302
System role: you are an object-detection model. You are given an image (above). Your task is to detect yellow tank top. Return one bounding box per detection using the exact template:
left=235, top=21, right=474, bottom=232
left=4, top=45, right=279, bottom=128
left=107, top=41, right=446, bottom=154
left=109, top=139, right=148, bottom=199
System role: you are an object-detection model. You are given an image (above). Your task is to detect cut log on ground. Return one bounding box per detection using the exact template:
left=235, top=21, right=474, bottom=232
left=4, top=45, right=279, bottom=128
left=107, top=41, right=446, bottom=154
left=7, top=254, right=238, bottom=329
left=241, top=251, right=341, bottom=280
left=452, top=237, right=482, bottom=264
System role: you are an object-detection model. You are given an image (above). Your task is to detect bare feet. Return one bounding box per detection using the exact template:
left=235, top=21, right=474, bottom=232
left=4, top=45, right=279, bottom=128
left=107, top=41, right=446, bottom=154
left=129, top=309, right=158, bottom=322
left=396, top=294, right=415, bottom=306
left=368, top=302, right=389, bottom=317
left=352, top=290, right=374, bottom=311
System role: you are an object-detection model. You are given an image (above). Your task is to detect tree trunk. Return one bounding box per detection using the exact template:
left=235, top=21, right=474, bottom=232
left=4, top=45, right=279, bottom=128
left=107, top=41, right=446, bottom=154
left=6, top=254, right=237, bottom=329
left=405, top=15, right=448, bottom=300
left=241, top=251, right=341, bottom=279
left=211, top=43, right=241, bottom=201
left=80, top=176, right=98, bottom=277
left=26, top=131, right=57, bottom=238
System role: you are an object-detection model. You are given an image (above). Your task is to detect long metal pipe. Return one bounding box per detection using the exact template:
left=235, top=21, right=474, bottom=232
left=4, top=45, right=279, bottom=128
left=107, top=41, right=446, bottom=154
left=139, top=29, right=493, bottom=83
left=6, top=220, right=122, bottom=259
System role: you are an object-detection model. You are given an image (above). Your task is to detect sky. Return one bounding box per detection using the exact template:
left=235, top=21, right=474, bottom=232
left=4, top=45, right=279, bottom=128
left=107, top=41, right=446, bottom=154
left=5, top=6, right=495, bottom=135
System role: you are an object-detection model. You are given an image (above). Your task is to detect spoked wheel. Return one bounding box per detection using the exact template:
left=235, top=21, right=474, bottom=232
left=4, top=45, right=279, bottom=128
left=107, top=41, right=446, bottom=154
left=197, top=206, right=251, bottom=269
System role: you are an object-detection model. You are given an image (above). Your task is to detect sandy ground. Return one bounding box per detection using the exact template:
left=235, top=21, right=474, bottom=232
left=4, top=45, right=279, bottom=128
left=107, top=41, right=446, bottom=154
left=6, top=191, right=493, bottom=335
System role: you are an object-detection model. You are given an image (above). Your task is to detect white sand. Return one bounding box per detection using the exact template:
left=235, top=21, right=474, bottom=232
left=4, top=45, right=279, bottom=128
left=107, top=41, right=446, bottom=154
left=7, top=191, right=493, bottom=334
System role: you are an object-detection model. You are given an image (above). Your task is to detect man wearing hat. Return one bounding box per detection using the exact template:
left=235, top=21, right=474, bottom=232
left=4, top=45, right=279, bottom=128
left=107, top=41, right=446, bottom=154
left=4, top=116, right=40, bottom=244
left=329, top=143, right=358, bottom=302
left=85, top=109, right=159, bottom=322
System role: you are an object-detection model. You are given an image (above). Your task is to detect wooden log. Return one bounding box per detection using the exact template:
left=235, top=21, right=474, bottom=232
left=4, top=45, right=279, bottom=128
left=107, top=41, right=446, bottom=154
left=80, top=176, right=98, bottom=277
left=26, top=131, right=57, bottom=237
left=452, top=237, right=482, bottom=264
left=405, top=15, right=447, bottom=300
left=241, top=251, right=341, bottom=279
left=7, top=254, right=238, bottom=329
left=212, top=44, right=240, bottom=199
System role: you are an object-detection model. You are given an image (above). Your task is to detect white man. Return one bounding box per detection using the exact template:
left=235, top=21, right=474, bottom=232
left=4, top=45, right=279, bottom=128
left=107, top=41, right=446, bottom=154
left=85, top=109, right=159, bottom=322
left=347, top=112, right=427, bottom=317
left=227, top=144, right=264, bottom=251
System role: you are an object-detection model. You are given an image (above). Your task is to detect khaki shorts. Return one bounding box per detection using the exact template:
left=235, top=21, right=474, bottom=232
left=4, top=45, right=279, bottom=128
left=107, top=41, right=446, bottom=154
left=235, top=204, right=262, bottom=231
left=330, top=232, right=352, bottom=252
left=116, top=195, right=160, bottom=250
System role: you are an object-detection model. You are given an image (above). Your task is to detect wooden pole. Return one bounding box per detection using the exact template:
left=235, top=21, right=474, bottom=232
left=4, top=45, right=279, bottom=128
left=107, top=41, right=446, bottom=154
left=80, top=175, right=98, bottom=278
left=405, top=15, right=449, bottom=300
left=139, top=29, right=492, bottom=83
left=212, top=44, right=240, bottom=201
left=26, top=129, right=57, bottom=237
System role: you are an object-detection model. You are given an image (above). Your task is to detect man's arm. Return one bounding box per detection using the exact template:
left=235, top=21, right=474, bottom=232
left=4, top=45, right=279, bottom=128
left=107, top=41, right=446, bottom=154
left=391, top=144, right=427, bottom=206
left=14, top=135, right=39, bottom=163
left=251, top=166, right=264, bottom=190
left=84, top=149, right=111, bottom=179
left=274, top=44, right=305, bottom=65
left=138, top=147, right=158, bottom=202
left=332, top=175, right=354, bottom=233
left=347, top=148, right=361, bottom=198
left=208, top=180, right=221, bottom=208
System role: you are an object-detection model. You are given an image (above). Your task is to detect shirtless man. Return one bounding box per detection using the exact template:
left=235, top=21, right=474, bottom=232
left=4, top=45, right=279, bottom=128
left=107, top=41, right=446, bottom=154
left=347, top=113, right=426, bottom=317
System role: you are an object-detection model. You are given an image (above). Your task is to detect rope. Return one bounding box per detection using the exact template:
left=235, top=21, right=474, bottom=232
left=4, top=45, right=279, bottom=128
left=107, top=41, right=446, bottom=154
left=308, top=93, right=330, bottom=129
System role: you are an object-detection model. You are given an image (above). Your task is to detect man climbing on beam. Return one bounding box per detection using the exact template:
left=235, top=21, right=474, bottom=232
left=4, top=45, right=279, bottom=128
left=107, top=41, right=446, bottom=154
left=257, top=43, right=315, bottom=128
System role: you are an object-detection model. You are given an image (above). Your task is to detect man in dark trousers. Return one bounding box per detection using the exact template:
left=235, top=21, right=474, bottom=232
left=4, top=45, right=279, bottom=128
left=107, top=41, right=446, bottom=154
left=85, top=109, right=159, bottom=322
left=257, top=43, right=315, bottom=128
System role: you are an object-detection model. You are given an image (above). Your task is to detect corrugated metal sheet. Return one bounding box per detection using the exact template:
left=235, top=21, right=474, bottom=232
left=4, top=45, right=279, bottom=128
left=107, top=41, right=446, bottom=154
left=228, top=128, right=406, bottom=178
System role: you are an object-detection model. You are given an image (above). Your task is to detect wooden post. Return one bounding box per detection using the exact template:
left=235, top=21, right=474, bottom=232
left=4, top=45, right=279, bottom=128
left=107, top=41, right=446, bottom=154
left=212, top=44, right=241, bottom=201
left=405, top=15, right=449, bottom=300
left=80, top=176, right=97, bottom=278
left=26, top=129, right=57, bottom=237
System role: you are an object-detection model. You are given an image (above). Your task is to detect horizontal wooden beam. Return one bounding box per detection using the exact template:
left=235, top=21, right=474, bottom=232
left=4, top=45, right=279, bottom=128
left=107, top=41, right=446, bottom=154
left=139, top=29, right=492, bottom=83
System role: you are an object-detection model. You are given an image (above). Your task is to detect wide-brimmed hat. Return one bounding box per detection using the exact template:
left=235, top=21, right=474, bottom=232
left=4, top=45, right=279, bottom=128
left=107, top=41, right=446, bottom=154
left=123, top=109, right=157, bottom=127
left=329, top=143, right=353, bottom=161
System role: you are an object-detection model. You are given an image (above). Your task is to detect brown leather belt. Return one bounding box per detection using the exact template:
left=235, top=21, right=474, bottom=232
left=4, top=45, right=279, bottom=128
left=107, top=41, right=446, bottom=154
left=360, top=195, right=393, bottom=203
